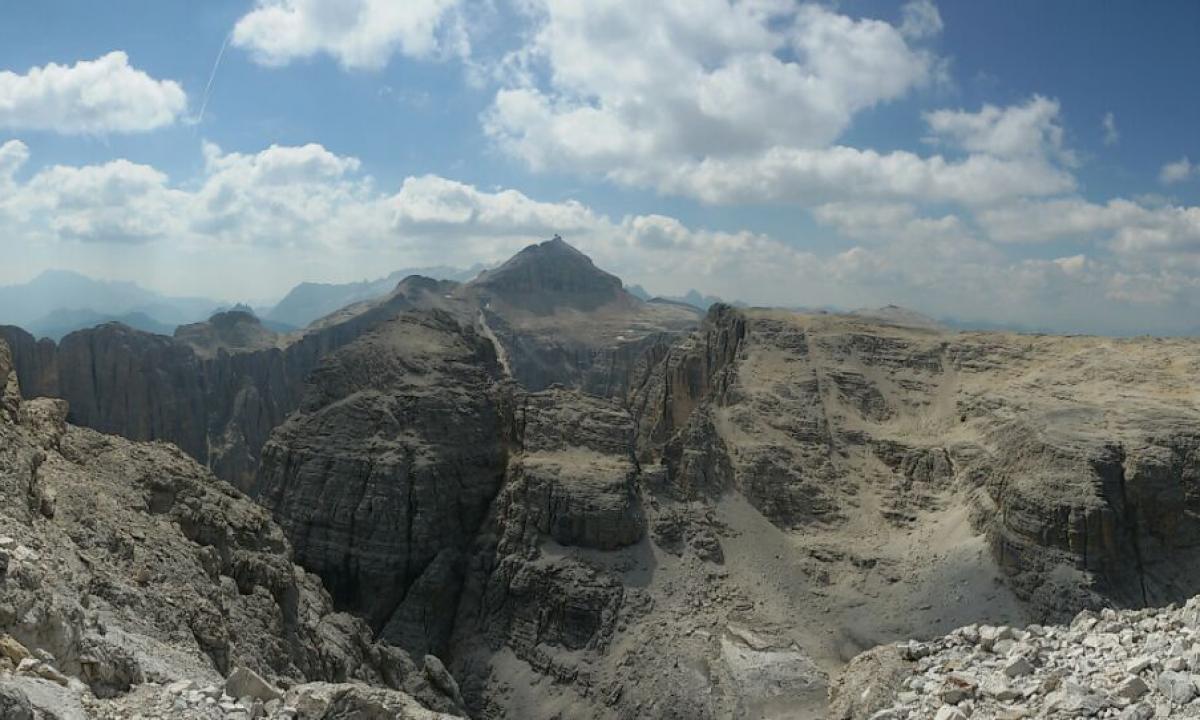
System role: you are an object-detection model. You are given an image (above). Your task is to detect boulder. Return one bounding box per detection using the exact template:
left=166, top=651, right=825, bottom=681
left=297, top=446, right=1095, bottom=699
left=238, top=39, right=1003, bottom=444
left=225, top=667, right=283, bottom=703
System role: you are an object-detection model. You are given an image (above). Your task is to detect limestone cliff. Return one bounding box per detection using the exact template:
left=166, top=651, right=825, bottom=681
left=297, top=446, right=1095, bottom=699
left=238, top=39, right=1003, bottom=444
left=254, top=310, right=508, bottom=657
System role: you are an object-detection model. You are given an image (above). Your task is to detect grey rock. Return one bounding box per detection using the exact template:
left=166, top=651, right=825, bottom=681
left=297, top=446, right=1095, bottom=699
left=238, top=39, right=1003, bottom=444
left=0, top=683, right=34, bottom=720
left=1118, top=702, right=1155, bottom=720
left=1156, top=670, right=1196, bottom=704
left=1116, top=674, right=1150, bottom=700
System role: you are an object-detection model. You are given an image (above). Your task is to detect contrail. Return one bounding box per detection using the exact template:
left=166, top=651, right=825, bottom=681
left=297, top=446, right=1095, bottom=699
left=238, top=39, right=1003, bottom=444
left=196, top=30, right=233, bottom=127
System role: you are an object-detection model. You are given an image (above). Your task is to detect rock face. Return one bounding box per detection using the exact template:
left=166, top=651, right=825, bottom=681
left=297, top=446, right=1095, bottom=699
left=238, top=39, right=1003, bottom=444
left=637, top=306, right=1200, bottom=619
left=0, top=338, right=462, bottom=718
left=258, top=302, right=830, bottom=718
left=174, top=309, right=285, bottom=358
left=0, top=276, right=462, bottom=492
left=470, top=236, right=625, bottom=312
left=254, top=310, right=509, bottom=654
left=253, top=299, right=1200, bottom=718
left=833, top=599, right=1200, bottom=719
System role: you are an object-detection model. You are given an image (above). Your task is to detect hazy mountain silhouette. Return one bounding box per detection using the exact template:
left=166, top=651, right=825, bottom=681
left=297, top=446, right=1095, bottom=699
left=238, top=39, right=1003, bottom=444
left=25, top=308, right=177, bottom=341
left=266, top=264, right=484, bottom=328
left=0, top=270, right=222, bottom=333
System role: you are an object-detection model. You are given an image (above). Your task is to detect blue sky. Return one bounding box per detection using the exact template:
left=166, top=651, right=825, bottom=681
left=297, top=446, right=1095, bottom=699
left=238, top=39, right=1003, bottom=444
left=1, top=1, right=1198, bottom=333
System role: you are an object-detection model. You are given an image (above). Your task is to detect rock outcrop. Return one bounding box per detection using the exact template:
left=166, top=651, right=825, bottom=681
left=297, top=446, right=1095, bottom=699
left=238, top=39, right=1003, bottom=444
left=0, top=338, right=462, bottom=718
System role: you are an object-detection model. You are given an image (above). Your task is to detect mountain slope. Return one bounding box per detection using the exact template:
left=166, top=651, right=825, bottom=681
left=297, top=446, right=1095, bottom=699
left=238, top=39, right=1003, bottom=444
left=0, top=338, right=463, bottom=718
left=266, top=265, right=483, bottom=329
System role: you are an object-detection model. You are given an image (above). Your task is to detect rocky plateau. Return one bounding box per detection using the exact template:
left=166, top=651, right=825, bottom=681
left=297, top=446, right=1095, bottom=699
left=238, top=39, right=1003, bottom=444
left=6, top=237, right=1200, bottom=719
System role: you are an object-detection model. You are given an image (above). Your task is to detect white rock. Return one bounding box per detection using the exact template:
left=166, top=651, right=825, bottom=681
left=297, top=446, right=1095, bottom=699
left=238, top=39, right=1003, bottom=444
left=224, top=667, right=283, bottom=703
left=1125, top=656, right=1153, bottom=674
left=166, top=679, right=197, bottom=695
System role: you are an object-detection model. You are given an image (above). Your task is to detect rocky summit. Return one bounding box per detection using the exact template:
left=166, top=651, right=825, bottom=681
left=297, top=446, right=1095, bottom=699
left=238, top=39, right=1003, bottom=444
left=7, top=238, right=1200, bottom=719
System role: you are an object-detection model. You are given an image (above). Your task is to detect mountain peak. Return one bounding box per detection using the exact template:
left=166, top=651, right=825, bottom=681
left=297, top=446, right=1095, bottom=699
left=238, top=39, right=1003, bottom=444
left=470, top=236, right=626, bottom=313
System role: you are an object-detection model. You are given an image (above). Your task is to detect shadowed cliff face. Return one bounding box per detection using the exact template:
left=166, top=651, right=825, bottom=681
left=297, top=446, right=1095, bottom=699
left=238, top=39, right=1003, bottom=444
left=253, top=311, right=509, bottom=651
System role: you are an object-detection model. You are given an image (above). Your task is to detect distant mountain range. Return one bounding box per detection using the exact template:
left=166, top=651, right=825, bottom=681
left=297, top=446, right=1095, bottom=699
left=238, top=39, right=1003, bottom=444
left=626, top=285, right=741, bottom=310
left=0, top=270, right=224, bottom=339
left=24, top=308, right=178, bottom=341
left=0, top=266, right=1070, bottom=345
left=265, top=265, right=485, bottom=328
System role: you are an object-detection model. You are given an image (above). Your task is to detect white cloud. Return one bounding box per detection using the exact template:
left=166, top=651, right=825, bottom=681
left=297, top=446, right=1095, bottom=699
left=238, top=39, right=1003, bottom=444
left=22, top=160, right=185, bottom=244
left=924, top=96, right=1072, bottom=163
left=641, top=143, right=1076, bottom=205
left=392, top=175, right=597, bottom=234
left=1102, top=112, right=1119, bottom=146
left=1160, top=156, right=1195, bottom=185
left=0, top=139, right=28, bottom=184
left=486, top=2, right=940, bottom=190
left=0, top=52, right=186, bottom=134
left=484, top=4, right=1084, bottom=208
left=232, top=0, right=469, bottom=70
left=813, top=201, right=967, bottom=244
left=978, top=197, right=1200, bottom=254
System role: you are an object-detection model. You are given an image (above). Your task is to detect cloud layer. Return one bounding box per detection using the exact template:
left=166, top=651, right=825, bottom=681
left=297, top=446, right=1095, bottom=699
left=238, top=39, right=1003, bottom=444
left=2, top=138, right=1199, bottom=335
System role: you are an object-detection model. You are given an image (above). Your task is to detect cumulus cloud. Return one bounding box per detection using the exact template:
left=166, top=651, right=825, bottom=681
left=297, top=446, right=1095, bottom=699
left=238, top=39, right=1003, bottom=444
left=232, top=0, right=469, bottom=69
left=22, top=160, right=185, bottom=244
left=0, top=139, right=29, bottom=183
left=483, top=3, right=1083, bottom=208
left=0, top=52, right=186, bottom=134
left=641, top=143, right=1076, bottom=205
left=486, top=2, right=939, bottom=186
left=1160, top=157, right=1195, bottom=185
left=924, top=96, right=1072, bottom=163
